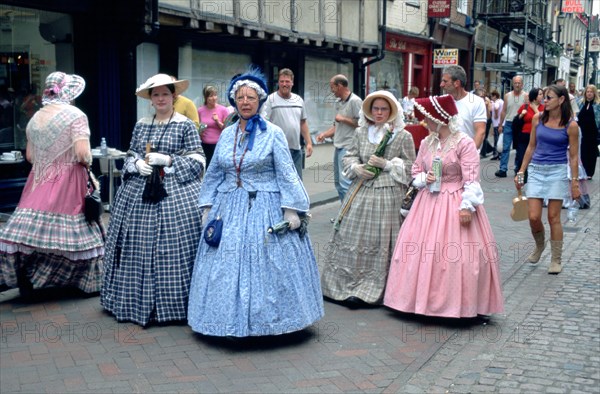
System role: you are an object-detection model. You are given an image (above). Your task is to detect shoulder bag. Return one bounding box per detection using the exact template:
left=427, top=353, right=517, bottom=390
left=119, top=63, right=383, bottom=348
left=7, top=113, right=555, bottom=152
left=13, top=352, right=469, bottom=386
left=401, top=185, right=419, bottom=212
left=511, top=104, right=528, bottom=149
left=84, top=167, right=104, bottom=223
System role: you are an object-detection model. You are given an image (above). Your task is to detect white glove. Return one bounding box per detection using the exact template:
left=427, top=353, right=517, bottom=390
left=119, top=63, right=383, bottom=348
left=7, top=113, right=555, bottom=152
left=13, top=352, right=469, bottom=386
left=367, top=155, right=390, bottom=171
left=135, top=159, right=153, bottom=176
left=202, top=207, right=211, bottom=227
left=284, top=209, right=301, bottom=230
left=146, top=152, right=172, bottom=167
left=353, top=164, right=375, bottom=180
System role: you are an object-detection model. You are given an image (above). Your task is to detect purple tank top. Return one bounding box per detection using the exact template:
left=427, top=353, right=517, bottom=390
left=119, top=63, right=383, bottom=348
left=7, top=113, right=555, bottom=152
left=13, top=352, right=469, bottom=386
left=531, top=122, right=569, bottom=164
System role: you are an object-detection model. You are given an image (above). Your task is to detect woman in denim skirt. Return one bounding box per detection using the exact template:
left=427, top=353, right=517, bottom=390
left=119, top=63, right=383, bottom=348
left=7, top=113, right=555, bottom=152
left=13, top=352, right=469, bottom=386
left=514, top=84, right=580, bottom=274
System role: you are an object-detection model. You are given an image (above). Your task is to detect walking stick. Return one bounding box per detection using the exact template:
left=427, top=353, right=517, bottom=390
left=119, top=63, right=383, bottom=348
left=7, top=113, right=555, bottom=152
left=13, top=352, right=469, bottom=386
left=333, top=125, right=394, bottom=231
left=333, top=179, right=364, bottom=231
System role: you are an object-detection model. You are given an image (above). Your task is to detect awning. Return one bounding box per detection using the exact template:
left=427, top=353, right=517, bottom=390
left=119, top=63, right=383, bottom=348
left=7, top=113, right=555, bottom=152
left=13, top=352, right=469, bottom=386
left=474, top=62, right=537, bottom=74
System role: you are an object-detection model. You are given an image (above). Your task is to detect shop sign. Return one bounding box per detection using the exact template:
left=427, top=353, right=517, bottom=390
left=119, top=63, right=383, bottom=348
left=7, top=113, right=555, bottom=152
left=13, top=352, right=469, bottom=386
left=385, top=35, right=429, bottom=55
left=433, top=48, right=458, bottom=68
left=589, top=35, right=600, bottom=53
left=386, top=37, right=407, bottom=51
left=428, top=0, right=451, bottom=18
left=561, top=0, right=583, bottom=14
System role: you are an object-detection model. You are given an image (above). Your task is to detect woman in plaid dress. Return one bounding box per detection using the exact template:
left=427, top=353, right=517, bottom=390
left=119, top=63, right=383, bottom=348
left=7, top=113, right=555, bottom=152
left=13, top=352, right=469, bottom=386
left=0, top=72, right=104, bottom=297
left=187, top=68, right=324, bottom=337
left=320, top=90, right=416, bottom=306
left=101, top=74, right=205, bottom=326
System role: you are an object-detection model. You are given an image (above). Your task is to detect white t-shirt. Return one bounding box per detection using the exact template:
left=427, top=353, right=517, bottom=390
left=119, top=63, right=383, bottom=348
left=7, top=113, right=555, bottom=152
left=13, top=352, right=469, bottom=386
left=454, top=92, right=487, bottom=139
left=401, top=96, right=415, bottom=115
left=261, top=92, right=307, bottom=150
left=491, top=98, right=503, bottom=127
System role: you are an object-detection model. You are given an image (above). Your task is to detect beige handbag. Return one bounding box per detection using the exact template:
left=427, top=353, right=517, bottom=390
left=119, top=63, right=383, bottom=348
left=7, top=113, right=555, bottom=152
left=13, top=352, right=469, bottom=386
left=510, top=189, right=528, bottom=221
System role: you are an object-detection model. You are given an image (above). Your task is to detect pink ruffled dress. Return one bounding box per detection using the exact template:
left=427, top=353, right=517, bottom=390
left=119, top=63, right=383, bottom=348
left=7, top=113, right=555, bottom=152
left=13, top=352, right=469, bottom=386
left=384, top=132, right=504, bottom=318
left=0, top=103, right=104, bottom=293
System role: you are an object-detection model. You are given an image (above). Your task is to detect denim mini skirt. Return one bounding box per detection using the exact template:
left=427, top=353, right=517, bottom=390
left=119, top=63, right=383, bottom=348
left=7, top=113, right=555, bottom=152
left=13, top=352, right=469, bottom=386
left=525, top=163, right=570, bottom=200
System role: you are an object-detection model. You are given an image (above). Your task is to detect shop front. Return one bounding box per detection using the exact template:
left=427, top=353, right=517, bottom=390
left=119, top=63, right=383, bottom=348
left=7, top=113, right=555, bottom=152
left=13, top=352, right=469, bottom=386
left=0, top=1, right=144, bottom=212
left=429, top=19, right=474, bottom=95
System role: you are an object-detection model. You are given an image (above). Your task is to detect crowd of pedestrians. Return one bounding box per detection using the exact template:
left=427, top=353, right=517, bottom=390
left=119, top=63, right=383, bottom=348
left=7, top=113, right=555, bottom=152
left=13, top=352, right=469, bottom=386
left=0, top=64, right=594, bottom=339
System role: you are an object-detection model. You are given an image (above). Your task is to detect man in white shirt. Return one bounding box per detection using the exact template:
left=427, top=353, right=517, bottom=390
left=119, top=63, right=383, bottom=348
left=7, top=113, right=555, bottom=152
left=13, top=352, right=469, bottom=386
left=401, top=86, right=419, bottom=123
left=496, top=75, right=528, bottom=177
left=489, top=90, right=504, bottom=160
left=440, top=66, right=487, bottom=150
left=262, top=68, right=312, bottom=179
left=553, top=78, right=579, bottom=118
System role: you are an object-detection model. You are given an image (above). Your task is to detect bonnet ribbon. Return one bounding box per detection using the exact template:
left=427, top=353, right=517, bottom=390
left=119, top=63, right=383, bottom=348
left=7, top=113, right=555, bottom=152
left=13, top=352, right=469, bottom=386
left=240, top=114, right=267, bottom=151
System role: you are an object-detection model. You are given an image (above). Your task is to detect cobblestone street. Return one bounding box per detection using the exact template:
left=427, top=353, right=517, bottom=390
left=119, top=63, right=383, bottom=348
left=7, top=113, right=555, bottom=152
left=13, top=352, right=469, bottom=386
left=1, top=146, right=599, bottom=393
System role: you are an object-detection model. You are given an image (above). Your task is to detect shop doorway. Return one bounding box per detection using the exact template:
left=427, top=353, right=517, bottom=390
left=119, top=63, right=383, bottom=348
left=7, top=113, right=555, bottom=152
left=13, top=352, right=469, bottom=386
left=0, top=51, right=34, bottom=151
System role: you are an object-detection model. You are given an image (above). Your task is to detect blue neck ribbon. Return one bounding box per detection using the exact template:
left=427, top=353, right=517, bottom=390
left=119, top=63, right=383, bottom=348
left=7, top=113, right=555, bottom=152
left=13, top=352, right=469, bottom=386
left=240, top=114, right=267, bottom=150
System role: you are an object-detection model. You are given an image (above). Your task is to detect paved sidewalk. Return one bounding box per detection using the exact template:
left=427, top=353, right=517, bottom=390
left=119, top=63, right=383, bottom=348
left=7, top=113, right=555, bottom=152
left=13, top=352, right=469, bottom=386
left=399, top=176, right=600, bottom=393
left=1, top=147, right=598, bottom=393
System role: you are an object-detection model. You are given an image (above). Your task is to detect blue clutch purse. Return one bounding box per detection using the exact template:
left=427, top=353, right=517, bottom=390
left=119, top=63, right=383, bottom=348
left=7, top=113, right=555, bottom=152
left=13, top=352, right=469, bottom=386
left=204, top=215, right=223, bottom=247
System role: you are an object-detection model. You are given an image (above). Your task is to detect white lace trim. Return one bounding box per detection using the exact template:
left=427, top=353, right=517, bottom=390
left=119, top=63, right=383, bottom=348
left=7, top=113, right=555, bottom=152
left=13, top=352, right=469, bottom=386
left=413, top=98, right=463, bottom=134
left=423, top=130, right=468, bottom=157
left=228, top=80, right=267, bottom=102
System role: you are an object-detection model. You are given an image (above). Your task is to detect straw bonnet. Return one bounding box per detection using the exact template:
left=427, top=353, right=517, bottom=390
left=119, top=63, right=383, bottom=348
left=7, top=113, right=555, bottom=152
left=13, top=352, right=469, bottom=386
left=135, top=73, right=190, bottom=99
left=362, top=90, right=400, bottom=123
left=42, top=72, right=86, bottom=103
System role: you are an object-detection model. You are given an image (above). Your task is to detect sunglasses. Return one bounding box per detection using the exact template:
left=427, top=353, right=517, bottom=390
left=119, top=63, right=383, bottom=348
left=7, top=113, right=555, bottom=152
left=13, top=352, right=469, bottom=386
left=544, top=95, right=558, bottom=101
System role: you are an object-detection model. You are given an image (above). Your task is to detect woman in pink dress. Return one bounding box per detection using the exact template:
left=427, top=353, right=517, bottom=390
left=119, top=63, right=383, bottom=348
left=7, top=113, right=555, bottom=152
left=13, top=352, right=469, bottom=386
left=0, top=72, right=104, bottom=298
left=384, top=95, right=504, bottom=318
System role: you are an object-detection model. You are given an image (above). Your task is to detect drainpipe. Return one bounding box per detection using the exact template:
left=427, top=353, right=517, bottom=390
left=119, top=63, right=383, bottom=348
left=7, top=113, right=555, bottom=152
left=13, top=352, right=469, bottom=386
left=361, top=0, right=387, bottom=96
left=151, top=0, right=160, bottom=36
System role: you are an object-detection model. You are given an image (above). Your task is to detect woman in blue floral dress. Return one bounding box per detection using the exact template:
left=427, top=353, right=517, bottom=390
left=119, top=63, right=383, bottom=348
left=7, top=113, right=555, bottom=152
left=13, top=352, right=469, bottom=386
left=187, top=68, right=324, bottom=337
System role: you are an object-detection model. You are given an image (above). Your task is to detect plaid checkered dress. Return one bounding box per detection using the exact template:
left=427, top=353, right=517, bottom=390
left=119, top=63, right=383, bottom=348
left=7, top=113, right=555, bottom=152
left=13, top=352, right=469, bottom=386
left=101, top=113, right=204, bottom=326
left=320, top=126, right=416, bottom=304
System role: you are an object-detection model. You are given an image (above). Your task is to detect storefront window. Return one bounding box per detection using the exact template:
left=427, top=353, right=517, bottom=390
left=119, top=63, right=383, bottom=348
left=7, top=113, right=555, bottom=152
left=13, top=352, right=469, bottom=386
left=366, top=55, right=404, bottom=100
left=186, top=49, right=251, bottom=109
left=0, top=5, right=67, bottom=152
left=303, top=56, right=353, bottom=137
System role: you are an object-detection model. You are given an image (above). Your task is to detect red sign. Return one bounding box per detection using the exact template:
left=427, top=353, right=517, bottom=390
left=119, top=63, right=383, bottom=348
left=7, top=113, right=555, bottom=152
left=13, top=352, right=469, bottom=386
left=385, top=34, right=429, bottom=55
left=562, top=0, right=584, bottom=14
left=428, top=0, right=451, bottom=18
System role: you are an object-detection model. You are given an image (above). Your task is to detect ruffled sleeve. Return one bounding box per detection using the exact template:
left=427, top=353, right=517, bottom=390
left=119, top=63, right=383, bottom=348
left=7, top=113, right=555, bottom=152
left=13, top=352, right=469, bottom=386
left=272, top=125, right=310, bottom=212
left=70, top=112, right=91, bottom=142
left=389, top=131, right=416, bottom=186
left=458, top=137, right=484, bottom=211
left=122, top=122, right=146, bottom=175
left=410, top=140, right=428, bottom=188
left=342, top=131, right=362, bottom=180
left=166, top=118, right=205, bottom=183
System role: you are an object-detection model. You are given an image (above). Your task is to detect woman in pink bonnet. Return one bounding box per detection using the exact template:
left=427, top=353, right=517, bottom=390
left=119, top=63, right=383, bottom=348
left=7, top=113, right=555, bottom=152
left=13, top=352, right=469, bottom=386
left=0, top=71, right=104, bottom=298
left=384, top=94, right=504, bottom=318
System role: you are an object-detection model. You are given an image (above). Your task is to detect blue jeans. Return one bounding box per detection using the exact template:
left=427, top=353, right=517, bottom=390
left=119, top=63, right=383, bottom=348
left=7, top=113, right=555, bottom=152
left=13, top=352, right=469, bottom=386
left=289, top=149, right=303, bottom=180
left=334, top=147, right=351, bottom=202
left=492, top=126, right=499, bottom=155
left=499, top=121, right=513, bottom=172
left=515, top=132, right=530, bottom=175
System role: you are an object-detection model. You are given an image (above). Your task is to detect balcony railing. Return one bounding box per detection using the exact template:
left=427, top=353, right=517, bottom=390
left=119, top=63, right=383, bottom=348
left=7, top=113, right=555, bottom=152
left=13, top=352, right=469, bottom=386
left=476, top=0, right=545, bottom=20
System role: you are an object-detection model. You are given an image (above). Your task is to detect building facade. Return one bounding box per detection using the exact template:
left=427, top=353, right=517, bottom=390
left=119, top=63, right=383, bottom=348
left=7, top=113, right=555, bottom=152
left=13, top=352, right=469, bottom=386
left=0, top=0, right=381, bottom=210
